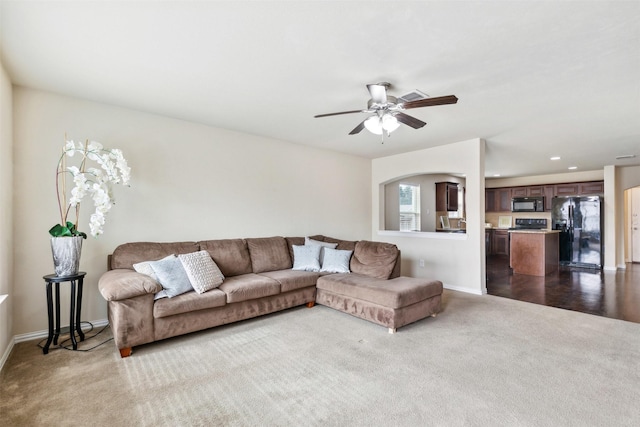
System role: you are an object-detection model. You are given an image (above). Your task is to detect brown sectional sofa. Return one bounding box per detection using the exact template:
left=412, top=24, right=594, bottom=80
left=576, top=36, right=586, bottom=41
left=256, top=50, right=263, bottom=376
left=98, top=235, right=443, bottom=357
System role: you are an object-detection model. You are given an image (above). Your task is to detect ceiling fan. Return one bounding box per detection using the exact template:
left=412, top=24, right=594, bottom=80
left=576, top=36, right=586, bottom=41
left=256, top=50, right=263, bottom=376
left=314, top=82, right=458, bottom=139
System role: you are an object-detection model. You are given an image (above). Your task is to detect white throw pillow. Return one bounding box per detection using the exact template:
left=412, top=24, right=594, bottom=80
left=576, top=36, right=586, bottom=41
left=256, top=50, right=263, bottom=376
left=305, top=237, right=338, bottom=264
left=320, top=248, right=353, bottom=273
left=292, top=244, right=322, bottom=272
left=178, top=250, right=225, bottom=294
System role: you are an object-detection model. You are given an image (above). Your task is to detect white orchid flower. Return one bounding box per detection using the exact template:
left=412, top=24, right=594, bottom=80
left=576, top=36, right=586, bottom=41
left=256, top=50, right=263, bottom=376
left=65, top=140, right=76, bottom=156
left=53, top=137, right=131, bottom=238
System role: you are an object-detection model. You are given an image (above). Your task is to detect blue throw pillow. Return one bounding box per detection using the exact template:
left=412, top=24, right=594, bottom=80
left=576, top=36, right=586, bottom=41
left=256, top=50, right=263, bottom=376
left=149, top=255, right=193, bottom=298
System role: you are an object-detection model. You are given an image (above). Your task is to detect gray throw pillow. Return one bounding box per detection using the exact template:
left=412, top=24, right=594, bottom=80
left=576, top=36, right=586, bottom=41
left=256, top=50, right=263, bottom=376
left=149, top=255, right=193, bottom=298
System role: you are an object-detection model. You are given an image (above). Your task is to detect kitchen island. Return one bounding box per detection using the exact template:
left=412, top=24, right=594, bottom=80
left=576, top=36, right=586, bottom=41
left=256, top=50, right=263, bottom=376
left=509, top=230, right=560, bottom=276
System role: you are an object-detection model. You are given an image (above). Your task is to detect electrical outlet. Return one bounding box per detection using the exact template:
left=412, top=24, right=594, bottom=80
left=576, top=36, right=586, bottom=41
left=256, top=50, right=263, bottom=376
left=419, top=259, right=425, bottom=268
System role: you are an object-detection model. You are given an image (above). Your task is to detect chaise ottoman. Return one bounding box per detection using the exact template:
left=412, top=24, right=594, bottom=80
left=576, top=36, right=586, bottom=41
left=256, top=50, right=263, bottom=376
left=315, top=274, right=443, bottom=333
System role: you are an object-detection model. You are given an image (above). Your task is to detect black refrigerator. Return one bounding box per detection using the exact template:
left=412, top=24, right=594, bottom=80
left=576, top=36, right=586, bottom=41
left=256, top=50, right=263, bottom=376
left=551, top=196, right=603, bottom=268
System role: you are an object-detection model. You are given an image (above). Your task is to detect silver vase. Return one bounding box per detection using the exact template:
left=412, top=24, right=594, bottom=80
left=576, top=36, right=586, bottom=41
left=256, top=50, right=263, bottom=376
left=50, top=236, right=83, bottom=277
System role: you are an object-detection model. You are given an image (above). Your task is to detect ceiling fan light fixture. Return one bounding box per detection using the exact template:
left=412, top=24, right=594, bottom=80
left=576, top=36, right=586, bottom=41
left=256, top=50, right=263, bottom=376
left=382, top=114, right=400, bottom=132
left=364, top=116, right=383, bottom=135
left=364, top=114, right=399, bottom=135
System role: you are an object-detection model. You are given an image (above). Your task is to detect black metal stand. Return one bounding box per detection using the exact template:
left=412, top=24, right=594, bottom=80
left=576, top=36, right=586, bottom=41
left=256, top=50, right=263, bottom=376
left=43, top=272, right=86, bottom=354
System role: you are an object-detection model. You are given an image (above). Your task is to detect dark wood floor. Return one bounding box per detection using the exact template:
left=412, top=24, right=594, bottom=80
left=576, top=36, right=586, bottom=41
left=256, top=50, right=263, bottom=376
left=486, top=255, right=640, bottom=324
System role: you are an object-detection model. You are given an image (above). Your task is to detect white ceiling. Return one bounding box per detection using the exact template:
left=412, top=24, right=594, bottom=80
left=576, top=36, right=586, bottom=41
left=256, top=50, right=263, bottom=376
left=1, top=1, right=639, bottom=178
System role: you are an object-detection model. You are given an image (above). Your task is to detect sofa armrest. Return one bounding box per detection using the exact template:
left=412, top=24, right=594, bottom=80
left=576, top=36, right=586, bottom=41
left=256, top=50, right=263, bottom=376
left=98, top=269, right=162, bottom=301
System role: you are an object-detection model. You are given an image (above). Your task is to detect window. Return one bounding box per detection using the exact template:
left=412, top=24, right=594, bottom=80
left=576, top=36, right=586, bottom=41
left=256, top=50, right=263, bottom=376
left=399, top=184, right=420, bottom=231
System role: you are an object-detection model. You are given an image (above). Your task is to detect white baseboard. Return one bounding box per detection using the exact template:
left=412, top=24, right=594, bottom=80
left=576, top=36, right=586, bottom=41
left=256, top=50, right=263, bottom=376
left=0, top=336, right=15, bottom=373
left=13, top=318, right=109, bottom=344
left=1, top=318, right=109, bottom=373
left=443, top=284, right=485, bottom=295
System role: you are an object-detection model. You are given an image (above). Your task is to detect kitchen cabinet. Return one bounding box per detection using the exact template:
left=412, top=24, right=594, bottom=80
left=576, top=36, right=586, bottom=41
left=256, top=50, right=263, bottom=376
left=485, top=188, right=511, bottom=212
left=510, top=231, right=559, bottom=276
left=527, top=186, right=545, bottom=197
left=485, top=181, right=604, bottom=213
left=544, top=185, right=555, bottom=211
left=492, top=230, right=510, bottom=256
left=511, top=185, right=545, bottom=197
left=485, top=229, right=492, bottom=254
left=511, top=187, right=527, bottom=197
left=436, top=182, right=459, bottom=211
left=555, top=181, right=604, bottom=197
left=555, top=183, right=580, bottom=196
left=486, top=189, right=496, bottom=212
left=579, top=181, right=604, bottom=195
left=497, top=189, right=511, bottom=211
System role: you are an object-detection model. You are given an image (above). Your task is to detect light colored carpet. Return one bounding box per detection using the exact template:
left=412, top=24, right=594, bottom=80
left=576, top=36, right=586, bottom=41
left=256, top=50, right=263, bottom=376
left=1, top=290, right=639, bottom=426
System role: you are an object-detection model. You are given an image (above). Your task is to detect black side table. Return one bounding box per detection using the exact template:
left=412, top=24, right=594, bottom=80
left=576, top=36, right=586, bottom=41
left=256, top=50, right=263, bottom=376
left=43, top=272, right=86, bottom=354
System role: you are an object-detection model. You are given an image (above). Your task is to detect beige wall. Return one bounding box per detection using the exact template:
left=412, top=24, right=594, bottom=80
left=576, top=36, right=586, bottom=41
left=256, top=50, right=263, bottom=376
left=373, top=139, right=486, bottom=295
left=11, top=87, right=372, bottom=336
left=0, top=62, right=14, bottom=363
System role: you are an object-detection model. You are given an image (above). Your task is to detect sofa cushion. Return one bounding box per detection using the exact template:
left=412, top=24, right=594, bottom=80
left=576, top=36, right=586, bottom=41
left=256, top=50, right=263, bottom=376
left=316, top=274, right=442, bottom=309
left=258, top=269, right=320, bottom=293
left=350, top=241, right=399, bottom=279
left=320, top=236, right=358, bottom=251
left=246, top=237, right=292, bottom=273
left=111, top=241, right=199, bottom=270
left=218, top=273, right=281, bottom=303
left=199, top=239, right=253, bottom=277
left=153, top=288, right=227, bottom=318
left=320, top=248, right=353, bottom=274
left=285, top=237, right=305, bottom=262
left=178, top=250, right=225, bottom=294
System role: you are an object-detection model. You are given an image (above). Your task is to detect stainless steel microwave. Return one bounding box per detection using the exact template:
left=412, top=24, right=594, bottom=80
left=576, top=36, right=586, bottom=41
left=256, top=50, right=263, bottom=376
left=511, top=197, right=544, bottom=212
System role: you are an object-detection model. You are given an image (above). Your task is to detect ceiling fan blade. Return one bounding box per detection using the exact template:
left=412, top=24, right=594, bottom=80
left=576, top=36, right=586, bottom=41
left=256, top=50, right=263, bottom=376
left=367, top=84, right=388, bottom=104
left=314, top=109, right=364, bottom=118
left=402, top=95, right=458, bottom=109
left=395, top=112, right=426, bottom=129
left=348, top=120, right=367, bottom=135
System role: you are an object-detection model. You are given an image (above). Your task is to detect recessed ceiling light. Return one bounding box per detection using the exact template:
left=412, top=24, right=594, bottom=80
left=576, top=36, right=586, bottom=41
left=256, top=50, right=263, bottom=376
left=493, top=174, right=501, bottom=177
left=550, top=156, right=561, bottom=161
left=615, top=154, right=636, bottom=160
left=568, top=166, right=577, bottom=170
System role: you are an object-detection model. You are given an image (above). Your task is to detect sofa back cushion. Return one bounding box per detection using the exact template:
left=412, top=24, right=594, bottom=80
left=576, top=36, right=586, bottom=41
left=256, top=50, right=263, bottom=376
left=110, top=241, right=199, bottom=270
left=350, top=240, right=399, bottom=279
left=246, top=237, right=292, bottom=273
left=285, top=237, right=305, bottom=262
left=320, top=235, right=357, bottom=252
left=199, top=239, right=253, bottom=277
